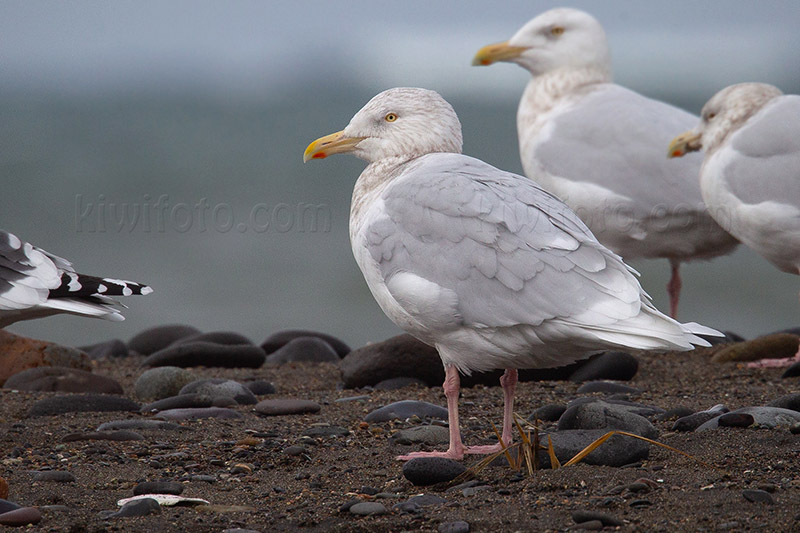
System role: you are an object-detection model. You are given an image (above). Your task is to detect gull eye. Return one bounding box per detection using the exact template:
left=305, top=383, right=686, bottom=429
left=705, top=112, right=717, bottom=121
left=384, top=113, right=398, bottom=122
left=550, top=26, right=565, bottom=36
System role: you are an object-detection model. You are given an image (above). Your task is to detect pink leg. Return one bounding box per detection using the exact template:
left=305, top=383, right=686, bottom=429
left=667, top=259, right=682, bottom=319
left=397, top=364, right=466, bottom=461
left=464, top=368, right=518, bottom=455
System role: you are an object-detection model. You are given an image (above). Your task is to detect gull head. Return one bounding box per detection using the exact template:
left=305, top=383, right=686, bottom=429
left=472, top=8, right=610, bottom=77
left=668, top=82, right=783, bottom=158
left=304, top=88, right=463, bottom=164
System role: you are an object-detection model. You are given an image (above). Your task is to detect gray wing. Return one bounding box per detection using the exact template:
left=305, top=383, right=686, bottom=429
left=365, top=153, right=643, bottom=330
left=535, top=84, right=706, bottom=213
left=0, top=230, right=66, bottom=311
left=724, top=95, right=800, bottom=206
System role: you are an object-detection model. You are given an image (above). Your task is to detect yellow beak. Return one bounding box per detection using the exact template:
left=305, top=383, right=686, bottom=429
left=472, top=41, right=529, bottom=66
left=667, top=130, right=703, bottom=158
left=303, top=130, right=365, bottom=163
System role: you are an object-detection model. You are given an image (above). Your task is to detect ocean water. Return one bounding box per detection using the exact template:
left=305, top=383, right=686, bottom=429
left=2, top=89, right=798, bottom=350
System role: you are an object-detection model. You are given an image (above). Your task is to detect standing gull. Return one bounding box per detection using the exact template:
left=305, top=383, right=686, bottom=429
left=669, top=82, right=800, bottom=364
left=304, top=87, right=718, bottom=460
left=0, top=230, right=152, bottom=328
left=472, top=7, right=738, bottom=318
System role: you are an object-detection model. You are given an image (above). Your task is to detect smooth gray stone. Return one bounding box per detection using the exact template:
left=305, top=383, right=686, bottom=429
left=365, top=400, right=448, bottom=422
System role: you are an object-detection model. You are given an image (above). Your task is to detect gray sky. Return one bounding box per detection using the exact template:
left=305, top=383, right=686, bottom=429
left=2, top=1, right=799, bottom=101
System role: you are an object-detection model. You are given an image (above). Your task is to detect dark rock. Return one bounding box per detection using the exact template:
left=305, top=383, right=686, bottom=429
left=170, top=331, right=253, bottom=347
left=261, top=329, right=351, bottom=357
left=140, top=393, right=215, bottom=412
left=340, top=334, right=444, bottom=388
left=63, top=430, right=144, bottom=442
left=374, top=377, right=427, bottom=390
left=265, top=337, right=340, bottom=364
left=577, top=381, right=641, bottom=395
left=402, top=458, right=466, bottom=486
left=28, top=394, right=139, bottom=417
left=4, top=366, right=123, bottom=394
left=672, top=405, right=729, bottom=432
left=31, top=471, right=76, bottom=482
left=711, top=333, right=799, bottom=363
left=128, top=324, right=201, bottom=355
left=696, top=407, right=800, bottom=431
left=255, top=399, right=321, bottom=416
left=179, top=378, right=257, bottom=405
left=338, top=498, right=361, bottom=512
left=283, top=446, right=308, bottom=456
left=782, top=361, right=800, bottom=378
left=0, top=507, right=42, bottom=527
left=569, top=352, right=638, bottom=382
left=0, top=499, right=22, bottom=515
left=79, top=339, right=129, bottom=359
left=438, top=520, right=470, bottom=533
left=391, top=425, right=449, bottom=446
left=365, top=400, right=448, bottom=422
left=718, top=413, right=755, bottom=428
left=134, top=366, right=197, bottom=401
left=108, top=498, right=162, bottom=518
left=409, top=494, right=447, bottom=506
left=742, top=489, right=775, bottom=504
left=244, top=380, right=276, bottom=395
left=0, top=330, right=91, bottom=387
left=133, top=481, right=184, bottom=496
left=303, top=426, right=350, bottom=438
left=572, top=510, right=624, bottom=527
left=566, top=397, right=664, bottom=417
left=558, top=400, right=658, bottom=439
left=155, top=407, right=243, bottom=420
left=142, top=342, right=266, bottom=368
left=530, top=404, right=567, bottom=422
left=568, top=519, right=603, bottom=530
left=393, top=501, right=423, bottom=514
left=768, top=393, right=800, bottom=412
left=97, top=419, right=185, bottom=432
left=656, top=406, right=695, bottom=422
left=349, top=502, right=388, bottom=516
left=549, top=430, right=649, bottom=467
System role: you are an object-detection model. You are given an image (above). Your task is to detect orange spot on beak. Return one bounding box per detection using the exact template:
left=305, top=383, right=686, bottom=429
left=312, top=152, right=327, bottom=159
left=672, top=150, right=683, bottom=157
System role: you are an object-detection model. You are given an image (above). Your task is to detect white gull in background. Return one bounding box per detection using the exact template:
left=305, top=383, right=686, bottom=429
left=304, top=87, right=719, bottom=460
left=0, top=230, right=152, bottom=328
left=472, top=7, right=738, bottom=318
left=669, top=82, right=800, bottom=365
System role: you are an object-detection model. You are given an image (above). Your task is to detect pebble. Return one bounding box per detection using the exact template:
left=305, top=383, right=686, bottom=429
left=742, top=489, right=775, bottom=504
left=261, top=329, right=351, bottom=357
left=0, top=500, right=20, bottom=515
left=179, top=378, right=257, bottom=405
left=530, top=404, right=567, bottom=422
left=696, top=407, right=800, bottom=431
left=282, top=446, right=307, bottom=456
left=104, top=498, right=162, bottom=518
left=155, top=407, right=243, bottom=420
left=393, top=501, right=423, bottom=514
left=96, top=419, right=185, bottom=432
left=133, top=481, right=184, bottom=496
left=0, top=330, right=91, bottom=386
left=655, top=406, right=695, bottom=422
left=718, top=412, right=755, bottom=428
left=408, top=494, right=447, bottom=506
left=572, top=510, right=624, bottom=527
left=576, top=381, right=641, bottom=395
left=134, top=366, right=197, bottom=401
left=244, top=380, right=276, bottom=395
left=31, top=471, right=76, bottom=482
left=62, top=430, right=144, bottom=442
left=768, top=393, right=800, bottom=412
left=302, top=426, right=350, bottom=438
left=140, top=393, right=216, bottom=412
left=548, top=429, right=650, bottom=467
left=782, top=361, right=800, bottom=378
left=0, top=507, right=42, bottom=527
left=557, top=400, right=658, bottom=439
left=390, top=425, right=449, bottom=445
left=266, top=337, right=340, bottom=364
left=374, top=377, right=427, bottom=390
left=79, top=339, right=129, bottom=359
left=128, top=324, right=201, bottom=355
left=365, top=400, right=448, bottom=422
left=568, top=352, right=639, bottom=383
left=143, top=342, right=266, bottom=368
left=672, top=404, right=729, bottom=432
left=254, top=399, right=321, bottom=416
left=710, top=333, right=799, bottom=363
left=402, top=457, right=466, bottom=486
left=438, top=520, right=470, bottom=533
left=27, top=394, right=139, bottom=417
left=3, top=366, right=124, bottom=394
left=170, top=331, right=253, bottom=347
left=567, top=519, right=603, bottom=530
left=349, top=502, right=388, bottom=516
